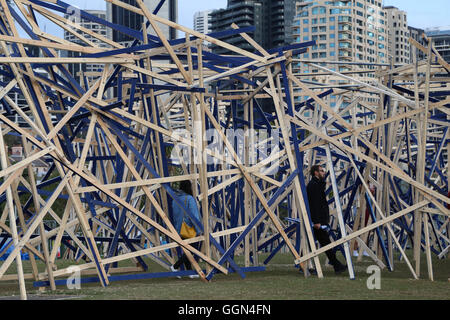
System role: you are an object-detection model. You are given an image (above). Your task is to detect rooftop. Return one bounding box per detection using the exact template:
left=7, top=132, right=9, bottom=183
left=426, top=29, right=450, bottom=37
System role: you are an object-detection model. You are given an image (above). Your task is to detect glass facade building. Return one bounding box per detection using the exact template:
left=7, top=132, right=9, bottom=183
left=107, top=0, right=178, bottom=44
left=210, top=0, right=298, bottom=55
left=292, top=0, right=388, bottom=123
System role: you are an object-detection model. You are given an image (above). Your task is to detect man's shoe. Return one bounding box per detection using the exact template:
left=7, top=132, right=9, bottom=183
left=298, top=268, right=317, bottom=276
left=189, top=274, right=199, bottom=279
left=170, top=265, right=181, bottom=279
left=334, top=263, right=347, bottom=275
left=308, top=268, right=317, bottom=276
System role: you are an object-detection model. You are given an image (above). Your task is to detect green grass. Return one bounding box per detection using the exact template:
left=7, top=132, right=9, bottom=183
left=0, top=251, right=448, bottom=300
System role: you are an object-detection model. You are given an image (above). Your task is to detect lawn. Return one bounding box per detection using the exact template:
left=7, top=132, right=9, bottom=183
left=0, top=251, right=448, bottom=300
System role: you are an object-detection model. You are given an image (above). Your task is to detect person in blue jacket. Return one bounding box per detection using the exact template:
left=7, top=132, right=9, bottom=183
left=170, top=180, right=202, bottom=278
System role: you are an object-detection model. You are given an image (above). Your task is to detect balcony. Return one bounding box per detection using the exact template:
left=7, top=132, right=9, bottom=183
left=338, top=26, right=352, bottom=34
left=338, top=46, right=352, bottom=52
left=338, top=34, right=351, bottom=40
left=338, top=16, right=351, bottom=23
left=338, top=50, right=352, bottom=58
left=272, top=35, right=285, bottom=42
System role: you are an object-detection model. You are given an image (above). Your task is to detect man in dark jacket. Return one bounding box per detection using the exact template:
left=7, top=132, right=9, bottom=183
left=307, top=165, right=346, bottom=274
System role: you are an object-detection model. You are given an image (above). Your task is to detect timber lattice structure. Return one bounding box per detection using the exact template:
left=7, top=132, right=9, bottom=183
left=0, top=0, right=448, bottom=299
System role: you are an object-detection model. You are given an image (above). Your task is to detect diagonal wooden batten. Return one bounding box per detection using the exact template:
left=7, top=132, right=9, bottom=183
left=307, top=62, right=417, bottom=108
left=136, top=0, right=192, bottom=84
left=0, top=146, right=55, bottom=179
left=0, top=79, right=17, bottom=100
left=0, top=125, right=27, bottom=299
left=95, top=116, right=209, bottom=280
left=47, top=79, right=102, bottom=140
left=265, top=65, right=321, bottom=276
left=295, top=200, right=430, bottom=265
left=1, top=109, right=229, bottom=276
left=203, top=102, right=305, bottom=268
left=345, top=148, right=418, bottom=279
left=105, top=0, right=267, bottom=63
left=0, top=0, right=447, bottom=290
left=287, top=115, right=450, bottom=213
left=0, top=171, right=69, bottom=280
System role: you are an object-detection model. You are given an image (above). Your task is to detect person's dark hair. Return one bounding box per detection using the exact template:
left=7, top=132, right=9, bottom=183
left=310, top=165, right=322, bottom=176
left=179, top=180, right=193, bottom=196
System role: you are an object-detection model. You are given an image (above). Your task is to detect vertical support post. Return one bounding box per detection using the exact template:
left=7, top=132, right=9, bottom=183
left=195, top=41, right=211, bottom=272
left=269, top=62, right=322, bottom=277
left=0, top=126, right=27, bottom=300
left=22, top=136, right=56, bottom=291
left=324, top=144, right=355, bottom=279
left=244, top=80, right=251, bottom=267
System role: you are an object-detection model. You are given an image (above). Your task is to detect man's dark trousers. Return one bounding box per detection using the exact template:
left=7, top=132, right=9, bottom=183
left=313, top=227, right=339, bottom=266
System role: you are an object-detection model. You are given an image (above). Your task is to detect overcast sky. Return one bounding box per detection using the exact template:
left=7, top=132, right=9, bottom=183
left=13, top=0, right=450, bottom=37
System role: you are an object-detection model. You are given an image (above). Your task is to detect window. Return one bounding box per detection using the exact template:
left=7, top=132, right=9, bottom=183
left=312, top=7, right=326, bottom=15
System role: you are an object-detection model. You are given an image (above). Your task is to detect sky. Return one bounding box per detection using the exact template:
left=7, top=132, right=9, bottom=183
left=12, top=0, right=450, bottom=37
left=382, top=0, right=450, bottom=30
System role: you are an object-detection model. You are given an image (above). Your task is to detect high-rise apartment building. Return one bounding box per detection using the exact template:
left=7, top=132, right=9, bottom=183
left=194, top=10, right=212, bottom=35
left=409, top=26, right=426, bottom=61
left=270, top=0, right=297, bottom=49
left=210, top=0, right=297, bottom=55
left=384, top=6, right=410, bottom=64
left=210, top=1, right=263, bottom=55
left=63, top=10, right=108, bottom=83
left=292, top=0, right=388, bottom=123
left=293, top=0, right=387, bottom=66
left=427, top=29, right=450, bottom=63
left=0, top=45, right=40, bottom=127
left=107, top=0, right=177, bottom=44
